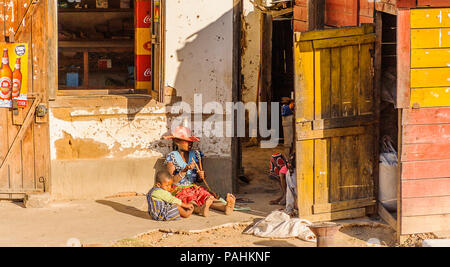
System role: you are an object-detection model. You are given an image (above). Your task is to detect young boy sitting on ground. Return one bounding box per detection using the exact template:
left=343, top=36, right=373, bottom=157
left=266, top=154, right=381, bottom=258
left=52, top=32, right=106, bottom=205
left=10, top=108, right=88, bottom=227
left=147, top=170, right=194, bottom=221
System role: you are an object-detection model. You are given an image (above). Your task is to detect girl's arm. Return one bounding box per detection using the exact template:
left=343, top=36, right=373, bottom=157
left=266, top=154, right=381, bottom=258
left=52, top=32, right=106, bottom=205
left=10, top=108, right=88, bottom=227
left=167, top=162, right=191, bottom=184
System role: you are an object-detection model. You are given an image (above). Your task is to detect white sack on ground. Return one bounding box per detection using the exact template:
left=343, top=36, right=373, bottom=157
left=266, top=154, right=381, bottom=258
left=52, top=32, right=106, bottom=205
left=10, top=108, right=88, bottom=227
left=244, top=211, right=316, bottom=242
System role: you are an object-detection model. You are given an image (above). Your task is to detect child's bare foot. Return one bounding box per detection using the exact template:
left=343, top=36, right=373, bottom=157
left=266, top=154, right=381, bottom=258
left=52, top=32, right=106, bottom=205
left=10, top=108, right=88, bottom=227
left=225, top=193, right=236, bottom=215
left=200, top=196, right=214, bottom=217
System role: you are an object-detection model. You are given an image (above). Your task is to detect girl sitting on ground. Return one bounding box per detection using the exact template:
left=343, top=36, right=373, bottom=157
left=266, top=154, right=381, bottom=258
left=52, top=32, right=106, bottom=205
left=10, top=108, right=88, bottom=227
left=164, top=126, right=236, bottom=217
left=147, top=170, right=195, bottom=221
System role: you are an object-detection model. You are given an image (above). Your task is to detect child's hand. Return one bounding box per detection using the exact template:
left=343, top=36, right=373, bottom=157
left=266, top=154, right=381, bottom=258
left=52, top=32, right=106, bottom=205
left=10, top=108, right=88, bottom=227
left=183, top=162, right=196, bottom=172
left=182, top=203, right=194, bottom=210
left=197, top=171, right=205, bottom=181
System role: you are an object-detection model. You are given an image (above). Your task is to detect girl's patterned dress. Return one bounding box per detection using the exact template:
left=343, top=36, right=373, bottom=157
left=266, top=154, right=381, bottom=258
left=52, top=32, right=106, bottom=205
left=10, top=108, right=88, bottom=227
left=165, top=150, right=214, bottom=206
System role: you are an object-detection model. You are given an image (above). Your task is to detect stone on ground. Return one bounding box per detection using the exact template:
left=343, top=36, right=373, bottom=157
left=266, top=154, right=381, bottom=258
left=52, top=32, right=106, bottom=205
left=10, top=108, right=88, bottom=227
left=23, top=193, right=50, bottom=208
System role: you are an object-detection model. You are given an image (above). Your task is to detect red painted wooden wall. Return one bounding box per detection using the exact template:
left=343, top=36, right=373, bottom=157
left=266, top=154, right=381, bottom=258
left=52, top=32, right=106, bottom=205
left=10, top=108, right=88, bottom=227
left=293, top=0, right=374, bottom=32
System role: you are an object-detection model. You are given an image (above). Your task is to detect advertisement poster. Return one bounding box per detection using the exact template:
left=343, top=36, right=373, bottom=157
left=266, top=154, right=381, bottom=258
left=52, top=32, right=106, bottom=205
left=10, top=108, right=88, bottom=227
left=0, top=43, right=28, bottom=108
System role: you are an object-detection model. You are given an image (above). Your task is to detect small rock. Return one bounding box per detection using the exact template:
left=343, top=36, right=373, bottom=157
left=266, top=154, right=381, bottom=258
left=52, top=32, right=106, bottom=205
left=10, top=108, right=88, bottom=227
left=23, top=193, right=50, bottom=208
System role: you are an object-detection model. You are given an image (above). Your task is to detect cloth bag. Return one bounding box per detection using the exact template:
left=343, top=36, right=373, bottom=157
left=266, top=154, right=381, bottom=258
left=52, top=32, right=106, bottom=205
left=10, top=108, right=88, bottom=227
left=379, top=136, right=398, bottom=212
left=244, top=211, right=316, bottom=242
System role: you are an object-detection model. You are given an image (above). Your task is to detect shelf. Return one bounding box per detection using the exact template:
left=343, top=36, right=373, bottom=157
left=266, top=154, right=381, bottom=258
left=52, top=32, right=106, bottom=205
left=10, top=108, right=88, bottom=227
left=58, top=8, right=133, bottom=13
left=59, top=40, right=134, bottom=52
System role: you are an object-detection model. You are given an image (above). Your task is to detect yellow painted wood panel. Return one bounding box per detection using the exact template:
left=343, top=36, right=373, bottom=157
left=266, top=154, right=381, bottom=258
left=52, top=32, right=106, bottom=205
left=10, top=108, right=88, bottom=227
left=411, top=68, right=450, bottom=88
left=314, top=139, right=329, bottom=205
left=411, top=8, right=450, bottom=29
left=296, top=140, right=314, bottom=217
left=315, top=49, right=331, bottom=120
left=312, top=34, right=376, bottom=49
left=295, top=41, right=315, bottom=122
left=297, top=24, right=374, bottom=41
left=411, top=48, right=450, bottom=68
left=359, top=43, right=374, bottom=115
left=411, top=29, right=450, bottom=49
left=411, top=87, right=450, bottom=108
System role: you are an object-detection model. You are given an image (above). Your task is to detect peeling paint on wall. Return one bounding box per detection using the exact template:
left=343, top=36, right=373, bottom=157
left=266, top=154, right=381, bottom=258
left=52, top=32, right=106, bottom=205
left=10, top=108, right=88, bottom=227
left=49, top=105, right=232, bottom=161
left=241, top=0, right=262, bottom=104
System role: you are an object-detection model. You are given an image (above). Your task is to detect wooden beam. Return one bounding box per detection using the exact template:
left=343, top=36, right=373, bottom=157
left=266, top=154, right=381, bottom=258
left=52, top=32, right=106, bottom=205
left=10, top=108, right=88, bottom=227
left=314, top=198, right=376, bottom=214
left=378, top=203, right=397, bottom=231
left=397, top=9, right=411, bottom=108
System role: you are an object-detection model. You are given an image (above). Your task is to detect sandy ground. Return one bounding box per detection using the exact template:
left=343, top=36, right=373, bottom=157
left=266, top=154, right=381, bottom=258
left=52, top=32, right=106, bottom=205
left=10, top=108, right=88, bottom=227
left=0, top=144, right=418, bottom=247
left=113, top=221, right=397, bottom=247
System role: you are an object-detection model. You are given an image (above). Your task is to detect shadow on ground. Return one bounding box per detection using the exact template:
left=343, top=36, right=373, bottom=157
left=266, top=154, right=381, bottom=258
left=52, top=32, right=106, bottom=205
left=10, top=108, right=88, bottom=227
left=96, top=200, right=150, bottom=220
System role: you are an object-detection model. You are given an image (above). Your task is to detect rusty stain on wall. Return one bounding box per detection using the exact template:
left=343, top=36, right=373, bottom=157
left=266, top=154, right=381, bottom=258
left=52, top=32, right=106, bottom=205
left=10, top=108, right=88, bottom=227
left=55, top=132, right=110, bottom=160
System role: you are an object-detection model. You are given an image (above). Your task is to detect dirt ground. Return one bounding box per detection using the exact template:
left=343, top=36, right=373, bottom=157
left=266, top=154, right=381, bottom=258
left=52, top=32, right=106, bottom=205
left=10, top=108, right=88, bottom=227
left=113, top=223, right=397, bottom=247
left=238, top=143, right=289, bottom=196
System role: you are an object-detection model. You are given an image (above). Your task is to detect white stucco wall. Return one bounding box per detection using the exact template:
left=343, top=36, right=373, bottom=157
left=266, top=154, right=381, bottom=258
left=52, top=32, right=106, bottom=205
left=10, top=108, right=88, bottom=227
left=164, top=0, right=234, bottom=106
left=241, top=0, right=261, bottom=104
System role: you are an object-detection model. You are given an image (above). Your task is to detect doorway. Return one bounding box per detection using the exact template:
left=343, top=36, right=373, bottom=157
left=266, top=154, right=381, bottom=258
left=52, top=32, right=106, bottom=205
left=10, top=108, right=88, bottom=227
left=238, top=11, right=294, bottom=213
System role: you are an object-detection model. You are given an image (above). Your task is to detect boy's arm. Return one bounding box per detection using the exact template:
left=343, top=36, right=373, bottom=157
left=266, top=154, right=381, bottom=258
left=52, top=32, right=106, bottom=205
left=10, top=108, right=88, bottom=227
left=152, top=189, right=182, bottom=206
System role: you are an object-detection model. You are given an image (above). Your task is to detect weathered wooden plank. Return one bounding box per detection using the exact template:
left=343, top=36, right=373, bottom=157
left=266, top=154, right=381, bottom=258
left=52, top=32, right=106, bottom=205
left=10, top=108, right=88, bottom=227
left=403, top=196, right=450, bottom=217
left=303, top=207, right=366, bottom=222
left=411, top=48, right=450, bottom=69
left=21, top=106, right=35, bottom=190
left=295, top=40, right=315, bottom=122
left=330, top=47, right=341, bottom=118
left=314, top=139, right=329, bottom=205
left=341, top=45, right=356, bottom=117
left=402, top=143, right=450, bottom=161
left=402, top=178, right=450, bottom=198
left=359, top=129, right=374, bottom=199
left=312, top=34, right=376, bottom=49
left=296, top=24, right=374, bottom=41
left=397, top=9, right=411, bottom=108
left=411, top=29, right=450, bottom=49
left=403, top=124, right=450, bottom=144
left=329, top=137, right=341, bottom=202
left=378, top=203, right=397, bottom=231
left=359, top=43, right=374, bottom=115
left=296, top=140, right=315, bottom=217
left=315, top=48, right=331, bottom=120
left=296, top=126, right=366, bottom=141
left=4, top=0, right=18, bottom=37
left=6, top=108, right=22, bottom=191
left=410, top=87, right=450, bottom=108
left=341, top=135, right=359, bottom=200
left=0, top=109, right=9, bottom=189
left=411, top=68, right=450, bottom=88
left=403, top=107, right=450, bottom=125
left=402, top=214, right=450, bottom=235
left=314, top=198, right=375, bottom=214
left=411, top=8, right=450, bottom=28
left=402, top=159, right=450, bottom=179
left=313, top=115, right=374, bottom=130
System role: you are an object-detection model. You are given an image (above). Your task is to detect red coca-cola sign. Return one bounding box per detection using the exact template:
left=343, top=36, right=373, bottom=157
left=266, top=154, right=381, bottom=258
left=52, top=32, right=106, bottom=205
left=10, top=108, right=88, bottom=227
left=136, top=1, right=151, bottom=28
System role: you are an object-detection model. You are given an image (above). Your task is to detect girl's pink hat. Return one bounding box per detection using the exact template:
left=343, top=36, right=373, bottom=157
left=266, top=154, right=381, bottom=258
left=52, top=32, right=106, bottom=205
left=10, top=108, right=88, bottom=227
left=164, top=126, right=200, bottom=142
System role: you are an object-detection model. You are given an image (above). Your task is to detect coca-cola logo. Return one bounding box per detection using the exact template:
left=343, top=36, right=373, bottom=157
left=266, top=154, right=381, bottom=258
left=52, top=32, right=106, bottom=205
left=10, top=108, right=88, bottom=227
left=144, top=68, right=152, bottom=77
left=143, top=15, right=151, bottom=24
left=143, top=41, right=151, bottom=51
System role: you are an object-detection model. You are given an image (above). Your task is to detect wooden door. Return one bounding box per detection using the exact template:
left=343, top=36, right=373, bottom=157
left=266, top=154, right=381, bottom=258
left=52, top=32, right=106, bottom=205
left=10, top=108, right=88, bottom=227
left=294, top=24, right=378, bottom=221
left=0, top=0, right=52, bottom=199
